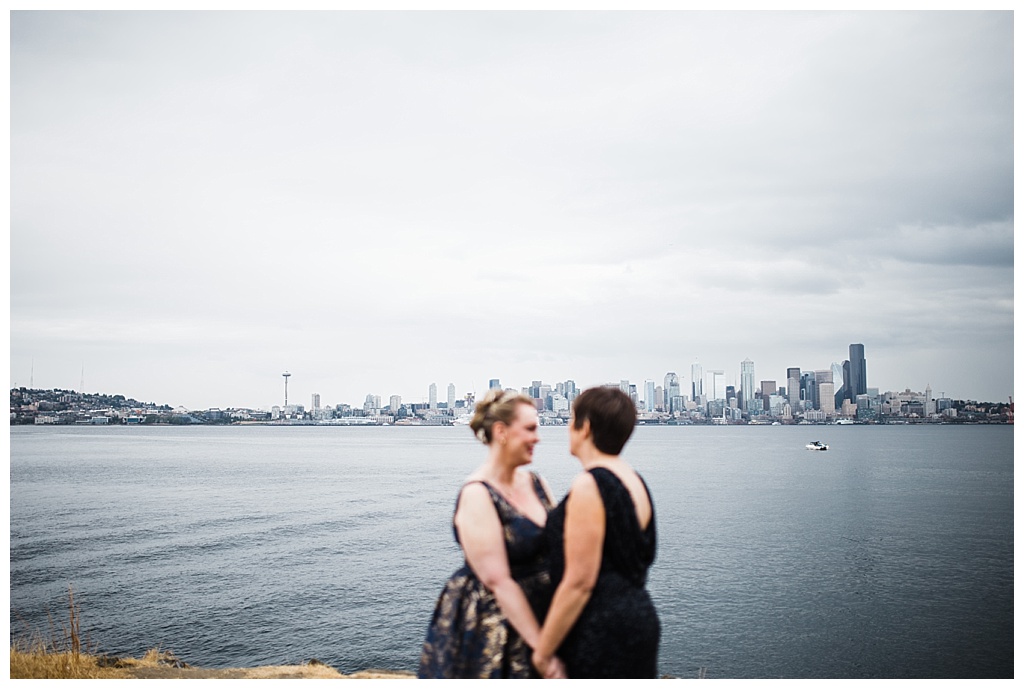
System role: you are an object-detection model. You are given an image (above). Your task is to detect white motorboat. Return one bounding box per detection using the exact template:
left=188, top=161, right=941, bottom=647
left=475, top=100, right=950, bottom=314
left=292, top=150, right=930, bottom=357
left=806, top=441, right=829, bottom=451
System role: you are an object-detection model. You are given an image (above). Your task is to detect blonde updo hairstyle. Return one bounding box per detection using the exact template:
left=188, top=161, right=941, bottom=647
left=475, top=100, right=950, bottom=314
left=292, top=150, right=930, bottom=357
left=470, top=389, right=537, bottom=444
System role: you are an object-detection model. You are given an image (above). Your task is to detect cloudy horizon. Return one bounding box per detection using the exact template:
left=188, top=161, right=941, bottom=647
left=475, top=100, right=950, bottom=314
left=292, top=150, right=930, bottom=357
left=10, top=10, right=1014, bottom=410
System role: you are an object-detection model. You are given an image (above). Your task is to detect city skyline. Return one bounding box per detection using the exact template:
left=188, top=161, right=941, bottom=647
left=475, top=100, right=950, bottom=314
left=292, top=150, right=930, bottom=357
left=170, top=343, right=997, bottom=411
left=10, top=11, right=1014, bottom=410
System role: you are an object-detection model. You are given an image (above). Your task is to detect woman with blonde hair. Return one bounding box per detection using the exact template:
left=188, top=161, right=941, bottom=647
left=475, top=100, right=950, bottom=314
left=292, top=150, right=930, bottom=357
left=419, top=389, right=565, bottom=678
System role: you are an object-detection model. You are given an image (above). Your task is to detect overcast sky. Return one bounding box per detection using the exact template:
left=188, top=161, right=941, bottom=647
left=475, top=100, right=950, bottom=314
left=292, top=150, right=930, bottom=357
left=9, top=10, right=1014, bottom=410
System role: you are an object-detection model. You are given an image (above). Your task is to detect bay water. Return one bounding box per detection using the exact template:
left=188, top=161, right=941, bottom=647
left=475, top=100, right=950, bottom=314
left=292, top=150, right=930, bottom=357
left=8, top=424, right=1013, bottom=678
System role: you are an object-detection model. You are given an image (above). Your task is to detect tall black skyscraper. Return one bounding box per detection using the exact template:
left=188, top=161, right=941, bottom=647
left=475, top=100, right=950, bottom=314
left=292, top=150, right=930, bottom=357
left=849, top=343, right=867, bottom=398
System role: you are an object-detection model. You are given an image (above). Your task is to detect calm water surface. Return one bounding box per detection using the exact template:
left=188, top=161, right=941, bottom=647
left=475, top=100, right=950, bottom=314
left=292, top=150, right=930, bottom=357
left=9, top=424, right=1013, bottom=678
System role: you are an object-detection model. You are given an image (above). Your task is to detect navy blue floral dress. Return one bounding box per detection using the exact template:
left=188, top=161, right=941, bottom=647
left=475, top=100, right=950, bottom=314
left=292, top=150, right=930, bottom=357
left=418, top=472, right=554, bottom=678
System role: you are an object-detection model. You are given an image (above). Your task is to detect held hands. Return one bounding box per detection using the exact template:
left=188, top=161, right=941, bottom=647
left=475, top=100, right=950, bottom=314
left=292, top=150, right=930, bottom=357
left=532, top=651, right=568, bottom=679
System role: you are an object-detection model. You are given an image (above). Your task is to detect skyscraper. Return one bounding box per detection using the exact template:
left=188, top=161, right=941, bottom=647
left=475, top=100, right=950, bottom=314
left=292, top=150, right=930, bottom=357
left=760, top=381, right=776, bottom=412
left=709, top=370, right=725, bottom=401
left=802, top=373, right=818, bottom=410
left=831, top=362, right=846, bottom=408
left=849, top=343, right=867, bottom=399
left=819, top=382, right=836, bottom=415
left=563, top=380, right=578, bottom=403
left=429, top=383, right=437, bottom=410
left=691, top=361, right=703, bottom=401
left=814, top=370, right=832, bottom=411
left=489, top=378, right=501, bottom=390
left=787, top=367, right=801, bottom=407
left=664, top=372, right=681, bottom=413
left=447, top=383, right=456, bottom=410
left=740, top=359, right=755, bottom=412
left=645, top=380, right=655, bottom=412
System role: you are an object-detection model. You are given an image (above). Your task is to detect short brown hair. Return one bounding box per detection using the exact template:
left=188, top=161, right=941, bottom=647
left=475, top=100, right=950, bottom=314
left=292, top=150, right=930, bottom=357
left=470, top=388, right=536, bottom=444
left=572, top=386, right=636, bottom=455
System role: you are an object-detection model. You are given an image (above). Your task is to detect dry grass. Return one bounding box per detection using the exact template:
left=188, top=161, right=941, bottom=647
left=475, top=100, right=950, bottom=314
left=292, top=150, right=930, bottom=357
left=9, top=584, right=119, bottom=679
left=10, top=647, right=414, bottom=680
left=9, top=647, right=128, bottom=679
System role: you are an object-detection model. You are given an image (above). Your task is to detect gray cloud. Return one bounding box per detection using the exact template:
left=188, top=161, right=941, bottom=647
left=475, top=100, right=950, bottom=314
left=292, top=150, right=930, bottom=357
left=10, top=10, right=1014, bottom=408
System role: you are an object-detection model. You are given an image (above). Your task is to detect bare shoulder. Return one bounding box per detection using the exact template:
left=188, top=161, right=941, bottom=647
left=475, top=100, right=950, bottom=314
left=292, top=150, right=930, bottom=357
left=458, top=480, right=492, bottom=505
left=567, top=471, right=601, bottom=508
left=570, top=470, right=599, bottom=492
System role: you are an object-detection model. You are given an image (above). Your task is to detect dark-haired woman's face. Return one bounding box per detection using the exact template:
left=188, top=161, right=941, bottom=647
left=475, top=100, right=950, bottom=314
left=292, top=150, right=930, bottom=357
left=568, top=412, right=584, bottom=459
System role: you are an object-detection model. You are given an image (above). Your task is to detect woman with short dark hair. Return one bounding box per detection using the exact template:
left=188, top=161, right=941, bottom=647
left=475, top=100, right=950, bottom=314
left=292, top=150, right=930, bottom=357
left=533, top=385, right=660, bottom=678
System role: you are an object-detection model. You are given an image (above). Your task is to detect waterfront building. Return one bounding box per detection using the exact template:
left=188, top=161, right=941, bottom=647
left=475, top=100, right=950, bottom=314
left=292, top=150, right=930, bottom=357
left=740, top=359, right=755, bottom=412
left=804, top=409, right=826, bottom=422
left=429, top=383, right=437, bottom=410
left=849, top=343, right=867, bottom=399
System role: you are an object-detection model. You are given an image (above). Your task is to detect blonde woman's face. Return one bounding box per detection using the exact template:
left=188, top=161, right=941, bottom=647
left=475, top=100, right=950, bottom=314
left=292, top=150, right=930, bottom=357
left=503, top=403, right=540, bottom=465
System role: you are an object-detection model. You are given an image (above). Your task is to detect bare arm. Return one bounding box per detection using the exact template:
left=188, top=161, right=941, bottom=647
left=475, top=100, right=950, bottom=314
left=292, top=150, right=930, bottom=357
left=455, top=483, right=544, bottom=649
left=532, top=472, right=605, bottom=677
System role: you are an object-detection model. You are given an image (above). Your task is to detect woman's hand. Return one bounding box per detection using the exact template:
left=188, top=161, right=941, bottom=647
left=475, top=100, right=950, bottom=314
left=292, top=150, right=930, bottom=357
left=532, top=651, right=567, bottom=679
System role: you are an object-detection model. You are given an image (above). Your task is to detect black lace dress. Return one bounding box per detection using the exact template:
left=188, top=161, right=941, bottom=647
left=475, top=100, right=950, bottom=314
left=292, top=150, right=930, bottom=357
left=546, top=466, right=660, bottom=678
left=418, top=472, right=554, bottom=679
